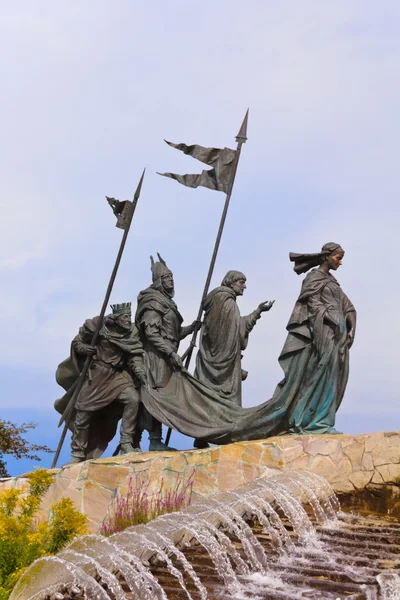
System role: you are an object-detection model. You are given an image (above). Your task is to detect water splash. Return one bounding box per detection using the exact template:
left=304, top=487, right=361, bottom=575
left=9, top=469, right=400, bottom=600
left=68, top=534, right=166, bottom=600
left=377, top=572, right=400, bottom=600
left=156, top=511, right=242, bottom=593
left=59, top=549, right=125, bottom=600
left=111, top=529, right=194, bottom=600
left=189, top=496, right=263, bottom=571
left=256, top=477, right=319, bottom=546
left=142, top=525, right=208, bottom=599
left=10, top=556, right=109, bottom=600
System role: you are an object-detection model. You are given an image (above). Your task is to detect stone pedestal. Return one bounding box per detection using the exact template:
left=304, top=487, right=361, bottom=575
left=2, top=431, right=399, bottom=532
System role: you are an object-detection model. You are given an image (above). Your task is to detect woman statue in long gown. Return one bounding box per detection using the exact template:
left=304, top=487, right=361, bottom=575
left=139, top=242, right=357, bottom=443
left=269, top=241, right=357, bottom=434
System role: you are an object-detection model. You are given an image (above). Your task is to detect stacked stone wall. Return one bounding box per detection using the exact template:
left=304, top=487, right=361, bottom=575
left=1, top=431, right=399, bottom=532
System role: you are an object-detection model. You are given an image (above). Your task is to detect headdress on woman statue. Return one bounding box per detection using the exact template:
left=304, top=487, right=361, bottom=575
left=150, top=253, right=172, bottom=282
left=289, top=242, right=344, bottom=275
left=110, top=302, right=132, bottom=315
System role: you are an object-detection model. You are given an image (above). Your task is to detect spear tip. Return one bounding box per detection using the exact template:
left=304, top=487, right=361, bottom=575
left=133, top=168, right=146, bottom=200
left=236, top=108, right=249, bottom=142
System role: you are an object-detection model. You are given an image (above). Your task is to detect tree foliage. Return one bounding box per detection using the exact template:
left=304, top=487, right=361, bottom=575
left=0, top=469, right=88, bottom=599
left=0, top=421, right=52, bottom=478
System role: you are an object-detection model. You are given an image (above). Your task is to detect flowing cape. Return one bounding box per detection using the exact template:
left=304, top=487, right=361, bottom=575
left=136, top=287, right=183, bottom=328
left=140, top=269, right=356, bottom=441
left=55, top=317, right=142, bottom=458
left=195, top=286, right=259, bottom=406
left=136, top=286, right=184, bottom=389
left=140, top=370, right=295, bottom=443
left=195, top=287, right=242, bottom=403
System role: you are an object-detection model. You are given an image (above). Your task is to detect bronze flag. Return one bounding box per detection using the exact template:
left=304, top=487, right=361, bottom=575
left=158, top=140, right=236, bottom=193
left=106, top=197, right=135, bottom=231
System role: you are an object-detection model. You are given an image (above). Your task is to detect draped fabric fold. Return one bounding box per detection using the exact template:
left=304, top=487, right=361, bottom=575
left=140, top=268, right=356, bottom=443
left=195, top=286, right=259, bottom=406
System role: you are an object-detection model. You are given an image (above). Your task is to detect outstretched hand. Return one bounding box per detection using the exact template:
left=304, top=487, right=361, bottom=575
left=258, top=300, right=275, bottom=313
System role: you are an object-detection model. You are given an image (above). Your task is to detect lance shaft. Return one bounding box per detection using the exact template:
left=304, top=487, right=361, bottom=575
left=51, top=170, right=145, bottom=469
left=182, top=120, right=248, bottom=369
left=165, top=112, right=248, bottom=446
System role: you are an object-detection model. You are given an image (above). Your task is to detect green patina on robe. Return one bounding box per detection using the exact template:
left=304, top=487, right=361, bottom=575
left=269, top=268, right=356, bottom=434
left=139, top=269, right=356, bottom=442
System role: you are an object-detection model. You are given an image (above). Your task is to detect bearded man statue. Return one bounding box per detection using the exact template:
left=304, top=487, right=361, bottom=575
left=55, top=302, right=146, bottom=464
left=195, top=270, right=274, bottom=408
left=135, top=253, right=196, bottom=451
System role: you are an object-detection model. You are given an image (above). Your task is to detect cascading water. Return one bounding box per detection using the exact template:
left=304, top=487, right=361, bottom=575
left=10, top=469, right=400, bottom=600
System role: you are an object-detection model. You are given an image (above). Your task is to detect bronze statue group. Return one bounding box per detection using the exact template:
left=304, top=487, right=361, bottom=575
left=55, top=242, right=356, bottom=465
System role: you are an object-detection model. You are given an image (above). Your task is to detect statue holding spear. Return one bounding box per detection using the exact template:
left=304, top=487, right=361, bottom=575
left=159, top=111, right=274, bottom=447
left=53, top=170, right=146, bottom=468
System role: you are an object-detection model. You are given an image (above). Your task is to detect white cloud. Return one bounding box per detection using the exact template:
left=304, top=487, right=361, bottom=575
left=0, top=1, right=399, bottom=416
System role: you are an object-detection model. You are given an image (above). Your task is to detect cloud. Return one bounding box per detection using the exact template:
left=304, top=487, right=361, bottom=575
left=0, top=1, right=399, bottom=420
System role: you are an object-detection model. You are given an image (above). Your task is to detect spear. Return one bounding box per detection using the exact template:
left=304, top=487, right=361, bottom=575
left=165, top=110, right=249, bottom=445
left=51, top=169, right=146, bottom=469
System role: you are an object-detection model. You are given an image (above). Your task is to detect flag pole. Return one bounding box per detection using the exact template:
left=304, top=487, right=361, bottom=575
left=51, top=169, right=146, bottom=469
left=165, top=110, right=249, bottom=445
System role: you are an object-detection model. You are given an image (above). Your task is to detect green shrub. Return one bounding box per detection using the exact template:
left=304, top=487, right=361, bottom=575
left=0, top=469, right=88, bottom=599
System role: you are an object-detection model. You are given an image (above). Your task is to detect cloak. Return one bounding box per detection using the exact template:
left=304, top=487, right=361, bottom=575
left=139, top=269, right=356, bottom=442
left=136, top=286, right=186, bottom=389
left=194, top=286, right=259, bottom=406
left=55, top=316, right=143, bottom=458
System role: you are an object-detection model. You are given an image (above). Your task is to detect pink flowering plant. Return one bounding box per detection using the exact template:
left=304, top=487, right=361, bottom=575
left=101, top=472, right=194, bottom=536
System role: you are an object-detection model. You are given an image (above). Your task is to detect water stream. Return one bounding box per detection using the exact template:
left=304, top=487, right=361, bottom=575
left=10, top=469, right=400, bottom=600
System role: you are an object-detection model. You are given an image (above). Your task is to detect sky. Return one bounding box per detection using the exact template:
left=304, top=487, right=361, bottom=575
left=1, top=1, right=399, bottom=475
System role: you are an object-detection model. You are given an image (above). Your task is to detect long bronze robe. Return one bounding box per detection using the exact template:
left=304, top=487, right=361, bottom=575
left=195, top=286, right=260, bottom=406
left=135, top=286, right=191, bottom=389
left=138, top=269, right=356, bottom=442
left=267, top=268, right=356, bottom=434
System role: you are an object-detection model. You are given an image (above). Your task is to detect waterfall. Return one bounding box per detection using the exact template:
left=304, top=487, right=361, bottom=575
left=10, top=469, right=400, bottom=600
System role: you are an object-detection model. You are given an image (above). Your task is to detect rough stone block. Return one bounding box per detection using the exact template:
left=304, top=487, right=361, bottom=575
left=82, top=481, right=113, bottom=527
left=282, top=442, right=304, bottom=463
left=2, top=431, right=400, bottom=532
left=349, top=471, right=374, bottom=490
left=193, top=467, right=219, bottom=496
left=217, top=445, right=245, bottom=490
left=343, top=440, right=365, bottom=468
left=377, top=463, right=400, bottom=483
left=308, top=454, right=335, bottom=478
left=365, top=431, right=385, bottom=453
left=371, top=444, right=400, bottom=467
left=286, top=454, right=312, bottom=471
left=361, top=452, right=374, bottom=471
left=305, top=438, right=341, bottom=457
left=86, top=463, right=131, bottom=491
left=261, top=444, right=284, bottom=468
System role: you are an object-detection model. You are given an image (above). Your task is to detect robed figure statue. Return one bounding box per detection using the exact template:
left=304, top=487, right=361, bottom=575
left=270, top=242, right=356, bottom=434
left=138, top=243, right=356, bottom=444
left=195, top=270, right=274, bottom=407
left=135, top=253, right=196, bottom=450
